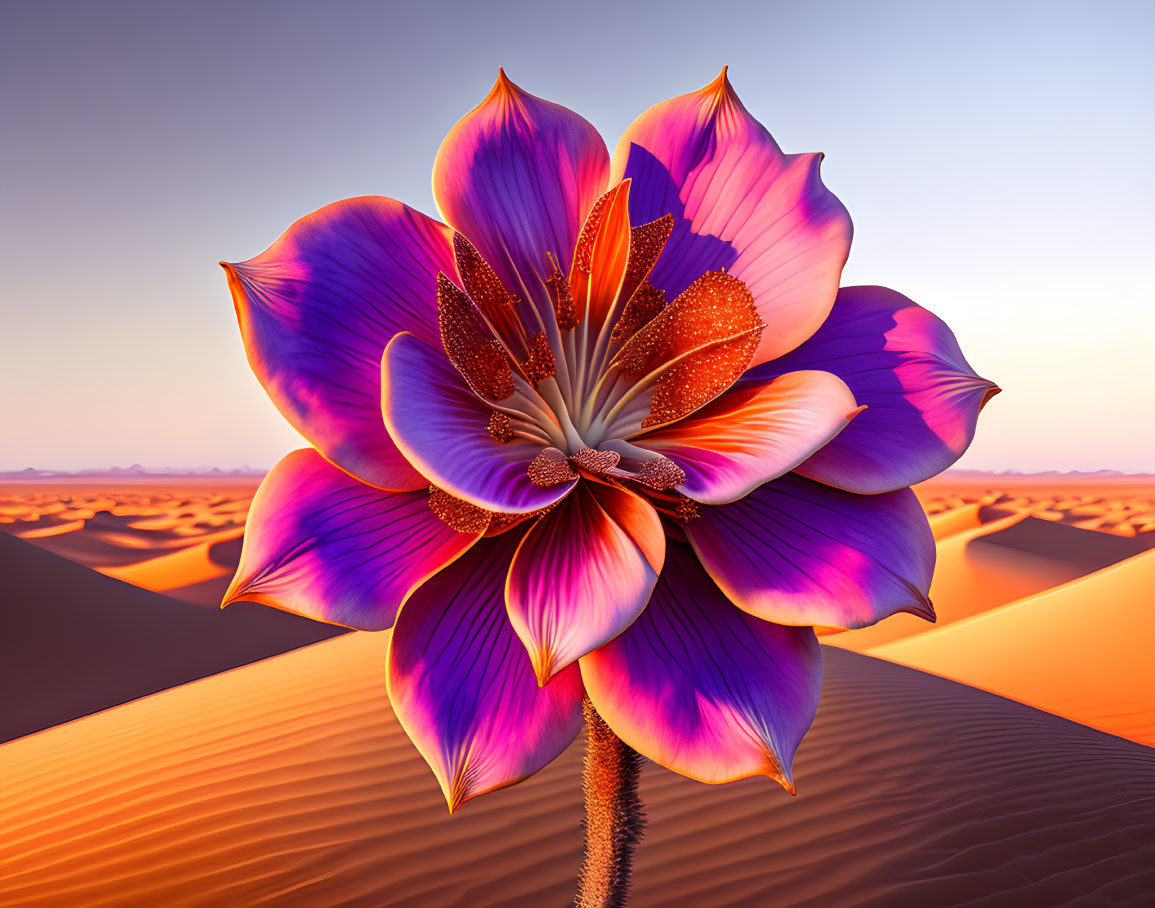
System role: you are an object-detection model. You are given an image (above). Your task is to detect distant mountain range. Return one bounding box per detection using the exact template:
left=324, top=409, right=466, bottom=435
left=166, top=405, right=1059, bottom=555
left=0, top=465, right=266, bottom=479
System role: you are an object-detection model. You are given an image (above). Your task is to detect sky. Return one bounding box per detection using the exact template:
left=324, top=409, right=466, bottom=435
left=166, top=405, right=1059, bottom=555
left=2, top=0, right=1153, bottom=472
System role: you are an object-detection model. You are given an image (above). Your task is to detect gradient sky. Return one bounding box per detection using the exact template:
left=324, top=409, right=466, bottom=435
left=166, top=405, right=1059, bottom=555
left=2, top=0, right=1153, bottom=472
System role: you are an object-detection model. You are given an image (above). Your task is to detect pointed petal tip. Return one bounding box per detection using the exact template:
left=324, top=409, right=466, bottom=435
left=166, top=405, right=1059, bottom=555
left=981, top=385, right=1002, bottom=409
left=847, top=403, right=868, bottom=421
left=904, top=595, right=937, bottom=623
left=533, top=649, right=561, bottom=687
left=702, top=65, right=736, bottom=100
left=487, top=66, right=521, bottom=102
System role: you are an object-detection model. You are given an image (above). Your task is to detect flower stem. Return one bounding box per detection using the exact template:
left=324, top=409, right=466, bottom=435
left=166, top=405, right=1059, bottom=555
left=575, top=697, right=646, bottom=907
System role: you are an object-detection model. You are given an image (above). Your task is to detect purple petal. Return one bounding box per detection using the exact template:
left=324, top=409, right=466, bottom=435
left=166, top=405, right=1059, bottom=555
left=634, top=370, right=860, bottom=504
left=750, top=285, right=999, bottom=493
left=612, top=71, right=852, bottom=367
left=506, top=482, right=664, bottom=683
left=581, top=542, right=821, bottom=789
left=432, top=70, right=609, bottom=313
left=387, top=531, right=585, bottom=812
left=224, top=449, right=481, bottom=630
left=222, top=197, right=455, bottom=490
left=381, top=332, right=577, bottom=512
left=684, top=471, right=935, bottom=629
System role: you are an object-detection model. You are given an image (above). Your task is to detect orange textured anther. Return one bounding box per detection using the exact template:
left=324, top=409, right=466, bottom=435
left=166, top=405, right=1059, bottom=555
left=428, top=486, right=491, bottom=534
left=487, top=410, right=516, bottom=443
left=547, top=266, right=579, bottom=330
left=611, top=281, right=666, bottom=345
left=454, top=233, right=519, bottom=329
left=636, top=457, right=687, bottom=491
left=644, top=332, right=760, bottom=427
left=437, top=273, right=516, bottom=401
left=569, top=447, right=621, bottom=476
left=615, top=270, right=763, bottom=426
left=623, top=214, right=673, bottom=297
left=528, top=448, right=579, bottom=487
left=521, top=331, right=557, bottom=386
left=574, top=192, right=611, bottom=275
left=675, top=496, right=700, bottom=522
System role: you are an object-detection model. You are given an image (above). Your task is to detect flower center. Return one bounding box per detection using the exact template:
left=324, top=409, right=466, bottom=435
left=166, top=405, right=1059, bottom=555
left=436, top=180, right=764, bottom=496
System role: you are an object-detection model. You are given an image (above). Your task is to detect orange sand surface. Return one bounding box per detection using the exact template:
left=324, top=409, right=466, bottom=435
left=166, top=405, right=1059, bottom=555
left=873, top=549, right=1155, bottom=745
left=2, top=631, right=1153, bottom=907
left=0, top=531, right=342, bottom=743
left=2, top=473, right=1154, bottom=905
left=822, top=474, right=1155, bottom=747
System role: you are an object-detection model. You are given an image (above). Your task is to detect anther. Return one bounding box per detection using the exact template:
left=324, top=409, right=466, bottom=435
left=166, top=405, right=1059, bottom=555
left=528, top=448, right=578, bottom=487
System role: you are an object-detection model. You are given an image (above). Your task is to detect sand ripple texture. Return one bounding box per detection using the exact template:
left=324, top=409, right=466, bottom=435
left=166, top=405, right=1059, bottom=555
left=2, top=632, right=1153, bottom=908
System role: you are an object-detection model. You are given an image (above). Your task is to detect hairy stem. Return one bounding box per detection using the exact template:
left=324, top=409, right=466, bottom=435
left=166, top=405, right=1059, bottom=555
left=575, top=698, right=646, bottom=907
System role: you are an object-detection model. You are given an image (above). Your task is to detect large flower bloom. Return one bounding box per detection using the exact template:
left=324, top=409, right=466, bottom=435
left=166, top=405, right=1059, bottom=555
left=222, top=70, right=997, bottom=810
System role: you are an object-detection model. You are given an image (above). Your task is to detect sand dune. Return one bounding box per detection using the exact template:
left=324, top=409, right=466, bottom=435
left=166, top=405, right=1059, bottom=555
left=826, top=510, right=1153, bottom=652
left=0, top=532, right=343, bottom=743
left=1, top=633, right=1152, bottom=906
left=872, top=549, right=1155, bottom=746
left=98, top=531, right=244, bottom=605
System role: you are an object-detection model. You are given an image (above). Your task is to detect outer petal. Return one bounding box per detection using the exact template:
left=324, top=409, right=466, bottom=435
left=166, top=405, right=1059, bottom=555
left=381, top=331, right=576, bottom=512
left=224, top=449, right=481, bottom=630
left=751, top=285, right=1000, bottom=493
left=634, top=371, right=860, bottom=504
left=506, top=481, right=664, bottom=684
left=433, top=70, right=609, bottom=313
left=611, top=70, right=852, bottom=367
left=387, top=531, right=585, bottom=812
left=222, top=196, right=454, bottom=491
left=684, top=472, right=935, bottom=629
left=581, top=542, right=821, bottom=789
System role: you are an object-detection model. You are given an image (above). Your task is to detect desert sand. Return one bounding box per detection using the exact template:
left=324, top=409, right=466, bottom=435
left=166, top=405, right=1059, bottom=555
left=0, top=531, right=342, bottom=743
left=1, top=473, right=1153, bottom=905
left=1, top=630, right=1153, bottom=907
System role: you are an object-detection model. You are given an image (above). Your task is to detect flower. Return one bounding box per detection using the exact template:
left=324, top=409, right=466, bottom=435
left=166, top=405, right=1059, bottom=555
left=221, top=68, right=997, bottom=812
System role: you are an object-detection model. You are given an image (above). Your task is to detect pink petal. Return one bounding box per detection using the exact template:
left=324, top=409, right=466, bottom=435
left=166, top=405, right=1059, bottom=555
left=753, top=285, right=1000, bottom=493
left=432, top=69, right=609, bottom=315
left=684, top=472, right=935, bottom=629
left=224, top=449, right=481, bottom=630
left=381, top=331, right=576, bottom=513
left=222, top=196, right=455, bottom=491
left=387, top=531, right=585, bottom=812
left=634, top=370, right=859, bottom=504
left=581, top=542, right=821, bottom=789
left=611, top=70, right=852, bottom=367
left=506, top=481, right=664, bottom=683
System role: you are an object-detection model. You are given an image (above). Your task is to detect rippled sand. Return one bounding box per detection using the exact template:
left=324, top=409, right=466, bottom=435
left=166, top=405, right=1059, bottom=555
left=2, top=473, right=1153, bottom=905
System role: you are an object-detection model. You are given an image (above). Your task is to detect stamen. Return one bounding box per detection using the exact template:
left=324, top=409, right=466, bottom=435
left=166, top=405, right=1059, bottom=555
left=487, top=410, right=516, bottom=443
left=547, top=264, right=578, bottom=330
left=636, top=457, right=686, bottom=491
left=610, top=281, right=666, bottom=345
left=622, top=214, right=673, bottom=297
left=612, top=270, right=764, bottom=427
left=528, top=448, right=579, bottom=487
left=437, top=273, right=516, bottom=401
left=573, top=191, right=611, bottom=275
left=676, top=496, right=700, bottom=522
left=568, top=447, right=621, bottom=476
left=428, top=486, right=491, bottom=534
left=645, top=333, right=760, bottom=427
left=453, top=233, right=525, bottom=351
left=521, top=331, right=556, bottom=386
left=617, top=271, right=761, bottom=377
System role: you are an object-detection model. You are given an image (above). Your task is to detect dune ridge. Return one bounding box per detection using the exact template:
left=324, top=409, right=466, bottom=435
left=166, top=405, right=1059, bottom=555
left=2, top=631, right=1153, bottom=907
left=872, top=549, right=1155, bottom=746
left=0, top=532, right=343, bottom=744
